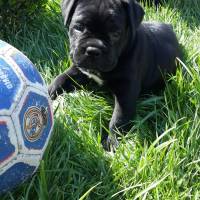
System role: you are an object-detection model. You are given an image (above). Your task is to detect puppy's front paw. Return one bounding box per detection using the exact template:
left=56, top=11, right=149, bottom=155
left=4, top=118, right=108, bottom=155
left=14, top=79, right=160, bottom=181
left=101, top=134, right=119, bottom=152
left=48, top=73, right=68, bottom=100
left=48, top=83, right=60, bottom=100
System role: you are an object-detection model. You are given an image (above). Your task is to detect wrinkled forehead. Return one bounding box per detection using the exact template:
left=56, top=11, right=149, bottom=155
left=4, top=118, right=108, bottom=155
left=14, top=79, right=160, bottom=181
left=72, top=0, right=126, bottom=25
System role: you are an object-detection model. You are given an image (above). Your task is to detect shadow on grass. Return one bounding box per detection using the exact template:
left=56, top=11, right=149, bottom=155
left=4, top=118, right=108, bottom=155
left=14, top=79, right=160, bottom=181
left=0, top=117, right=121, bottom=200
left=162, top=0, right=200, bottom=28
left=1, top=1, right=69, bottom=74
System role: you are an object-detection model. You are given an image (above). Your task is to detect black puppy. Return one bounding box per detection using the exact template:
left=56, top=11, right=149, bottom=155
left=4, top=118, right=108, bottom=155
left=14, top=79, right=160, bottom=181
left=49, top=0, right=180, bottom=150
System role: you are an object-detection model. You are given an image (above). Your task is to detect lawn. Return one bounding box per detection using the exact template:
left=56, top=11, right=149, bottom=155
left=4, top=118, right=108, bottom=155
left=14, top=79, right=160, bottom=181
left=1, top=0, right=200, bottom=199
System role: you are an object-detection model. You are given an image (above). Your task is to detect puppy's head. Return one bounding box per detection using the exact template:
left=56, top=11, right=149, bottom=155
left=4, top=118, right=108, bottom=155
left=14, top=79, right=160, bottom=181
left=62, top=0, right=144, bottom=72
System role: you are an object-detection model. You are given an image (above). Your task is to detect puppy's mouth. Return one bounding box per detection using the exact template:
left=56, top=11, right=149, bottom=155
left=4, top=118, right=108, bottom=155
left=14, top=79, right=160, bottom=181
left=73, top=54, right=117, bottom=72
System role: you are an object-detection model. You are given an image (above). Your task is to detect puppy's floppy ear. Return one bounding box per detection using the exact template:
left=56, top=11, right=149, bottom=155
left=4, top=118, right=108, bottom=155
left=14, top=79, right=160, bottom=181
left=61, top=0, right=78, bottom=26
left=122, top=0, right=144, bottom=30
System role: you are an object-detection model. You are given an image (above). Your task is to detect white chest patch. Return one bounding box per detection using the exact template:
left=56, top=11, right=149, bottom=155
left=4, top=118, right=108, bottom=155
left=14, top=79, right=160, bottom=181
left=78, top=68, right=104, bottom=86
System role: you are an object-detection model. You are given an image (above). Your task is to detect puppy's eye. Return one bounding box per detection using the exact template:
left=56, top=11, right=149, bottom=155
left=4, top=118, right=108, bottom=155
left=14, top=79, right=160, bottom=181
left=110, top=31, right=121, bottom=41
left=74, top=24, right=85, bottom=32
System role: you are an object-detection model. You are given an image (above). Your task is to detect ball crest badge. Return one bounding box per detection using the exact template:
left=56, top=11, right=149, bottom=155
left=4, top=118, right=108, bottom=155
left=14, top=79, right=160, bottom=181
left=23, top=106, right=48, bottom=142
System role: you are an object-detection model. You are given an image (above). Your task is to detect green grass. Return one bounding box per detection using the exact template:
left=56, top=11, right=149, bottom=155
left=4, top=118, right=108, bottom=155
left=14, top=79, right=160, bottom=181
left=1, top=0, right=200, bottom=199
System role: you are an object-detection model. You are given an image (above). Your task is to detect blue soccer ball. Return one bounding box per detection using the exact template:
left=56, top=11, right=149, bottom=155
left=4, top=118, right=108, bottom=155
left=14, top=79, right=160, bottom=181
left=0, top=40, right=54, bottom=193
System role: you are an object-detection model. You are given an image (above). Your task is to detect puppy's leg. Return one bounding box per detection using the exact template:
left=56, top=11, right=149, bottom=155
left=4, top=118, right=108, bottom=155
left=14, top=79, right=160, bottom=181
left=102, top=82, right=141, bottom=151
left=48, top=65, right=90, bottom=100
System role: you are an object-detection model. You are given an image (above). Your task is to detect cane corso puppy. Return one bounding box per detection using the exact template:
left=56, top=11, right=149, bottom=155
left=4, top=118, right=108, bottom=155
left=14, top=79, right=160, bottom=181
left=48, top=0, right=180, bottom=150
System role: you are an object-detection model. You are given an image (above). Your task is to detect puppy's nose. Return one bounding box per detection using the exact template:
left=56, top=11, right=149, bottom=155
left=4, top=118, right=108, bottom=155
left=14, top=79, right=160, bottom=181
left=86, top=46, right=101, bottom=57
